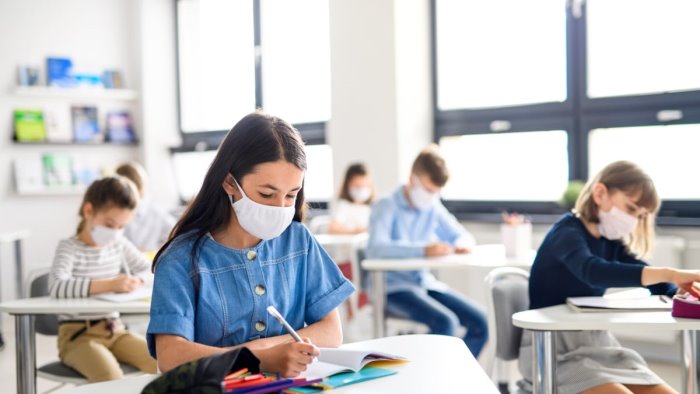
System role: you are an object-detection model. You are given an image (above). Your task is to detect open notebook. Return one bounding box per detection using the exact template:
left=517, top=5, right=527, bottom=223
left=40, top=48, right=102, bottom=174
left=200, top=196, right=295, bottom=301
left=300, top=348, right=406, bottom=380
left=567, top=295, right=672, bottom=312
left=94, top=287, right=152, bottom=302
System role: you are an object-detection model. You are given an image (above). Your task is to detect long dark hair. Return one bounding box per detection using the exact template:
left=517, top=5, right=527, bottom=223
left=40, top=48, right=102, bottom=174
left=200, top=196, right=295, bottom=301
left=338, top=163, right=374, bottom=204
left=152, top=112, right=308, bottom=273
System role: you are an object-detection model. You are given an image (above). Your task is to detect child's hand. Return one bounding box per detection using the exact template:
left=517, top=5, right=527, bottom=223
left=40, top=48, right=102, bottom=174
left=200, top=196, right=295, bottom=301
left=258, top=339, right=319, bottom=377
left=670, top=269, right=700, bottom=298
left=425, top=242, right=454, bottom=257
left=110, top=274, right=143, bottom=293
left=454, top=246, right=471, bottom=254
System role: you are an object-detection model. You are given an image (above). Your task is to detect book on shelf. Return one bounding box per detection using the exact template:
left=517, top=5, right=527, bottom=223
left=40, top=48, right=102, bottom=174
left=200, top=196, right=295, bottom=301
left=71, top=106, right=102, bottom=142
left=46, top=57, right=75, bottom=87
left=44, top=104, right=73, bottom=143
left=13, top=157, right=45, bottom=194
left=105, top=111, right=135, bottom=143
left=42, top=152, right=74, bottom=187
left=14, top=109, right=46, bottom=142
left=566, top=295, right=672, bottom=313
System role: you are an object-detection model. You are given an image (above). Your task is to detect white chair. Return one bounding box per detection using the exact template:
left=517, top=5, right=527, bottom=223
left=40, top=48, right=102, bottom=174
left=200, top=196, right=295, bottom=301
left=26, top=269, right=140, bottom=393
left=308, top=214, right=331, bottom=234
left=484, top=267, right=530, bottom=394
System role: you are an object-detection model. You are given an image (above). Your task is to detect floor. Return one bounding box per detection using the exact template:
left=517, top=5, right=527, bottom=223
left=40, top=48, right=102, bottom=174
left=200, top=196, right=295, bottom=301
left=0, top=313, right=684, bottom=394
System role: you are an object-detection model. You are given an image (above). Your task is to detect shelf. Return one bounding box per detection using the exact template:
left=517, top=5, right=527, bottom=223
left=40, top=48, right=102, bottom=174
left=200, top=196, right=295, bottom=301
left=13, top=141, right=138, bottom=147
left=16, top=186, right=86, bottom=196
left=12, top=86, right=138, bottom=101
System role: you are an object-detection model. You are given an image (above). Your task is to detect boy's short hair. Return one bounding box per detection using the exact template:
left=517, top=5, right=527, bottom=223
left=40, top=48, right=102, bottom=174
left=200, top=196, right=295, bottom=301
left=411, top=144, right=449, bottom=187
left=115, top=162, right=147, bottom=193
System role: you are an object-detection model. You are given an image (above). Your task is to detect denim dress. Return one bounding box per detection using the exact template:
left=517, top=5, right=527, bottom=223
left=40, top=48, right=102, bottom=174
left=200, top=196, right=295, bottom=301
left=146, top=221, right=355, bottom=357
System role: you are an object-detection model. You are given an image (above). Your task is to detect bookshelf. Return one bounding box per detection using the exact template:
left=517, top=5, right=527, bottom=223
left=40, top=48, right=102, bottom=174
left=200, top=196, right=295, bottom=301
left=13, top=86, right=138, bottom=101
left=15, top=187, right=86, bottom=197
left=13, top=141, right=138, bottom=147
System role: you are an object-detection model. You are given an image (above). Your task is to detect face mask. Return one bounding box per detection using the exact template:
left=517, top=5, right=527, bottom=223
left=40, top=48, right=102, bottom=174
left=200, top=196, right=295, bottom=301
left=597, top=206, right=638, bottom=240
left=229, top=177, right=296, bottom=240
left=91, top=225, right=123, bottom=246
left=349, top=187, right=371, bottom=203
left=409, top=175, right=439, bottom=210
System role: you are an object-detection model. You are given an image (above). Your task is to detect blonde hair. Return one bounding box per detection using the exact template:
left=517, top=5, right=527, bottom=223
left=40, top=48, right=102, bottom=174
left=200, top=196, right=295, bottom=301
left=574, top=160, right=660, bottom=258
left=115, top=161, right=147, bottom=193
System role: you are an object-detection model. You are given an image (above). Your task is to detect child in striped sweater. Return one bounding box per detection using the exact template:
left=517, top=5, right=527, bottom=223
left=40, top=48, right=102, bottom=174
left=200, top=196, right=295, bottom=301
left=49, top=175, right=157, bottom=382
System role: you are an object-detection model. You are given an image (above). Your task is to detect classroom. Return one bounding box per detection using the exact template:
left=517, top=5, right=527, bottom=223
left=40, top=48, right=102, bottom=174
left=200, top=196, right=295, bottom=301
left=1, top=1, right=700, bottom=393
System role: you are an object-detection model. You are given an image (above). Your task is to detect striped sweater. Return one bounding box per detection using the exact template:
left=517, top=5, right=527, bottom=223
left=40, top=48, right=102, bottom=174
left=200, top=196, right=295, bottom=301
left=49, top=235, right=151, bottom=320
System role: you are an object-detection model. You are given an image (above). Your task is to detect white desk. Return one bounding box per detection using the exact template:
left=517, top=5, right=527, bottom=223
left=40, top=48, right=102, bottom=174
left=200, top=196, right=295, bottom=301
left=362, top=244, right=534, bottom=338
left=0, top=296, right=150, bottom=394
left=64, top=334, right=498, bottom=393
left=315, top=233, right=369, bottom=316
left=0, top=230, right=30, bottom=350
left=513, top=304, right=700, bottom=394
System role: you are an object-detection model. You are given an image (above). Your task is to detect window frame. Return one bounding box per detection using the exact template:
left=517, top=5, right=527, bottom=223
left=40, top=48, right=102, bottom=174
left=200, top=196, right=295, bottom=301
left=432, top=0, right=700, bottom=223
left=173, top=0, right=328, bottom=150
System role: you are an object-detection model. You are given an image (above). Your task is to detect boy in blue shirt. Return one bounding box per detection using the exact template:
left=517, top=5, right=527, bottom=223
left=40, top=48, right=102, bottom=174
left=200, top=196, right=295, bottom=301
left=367, top=145, right=487, bottom=357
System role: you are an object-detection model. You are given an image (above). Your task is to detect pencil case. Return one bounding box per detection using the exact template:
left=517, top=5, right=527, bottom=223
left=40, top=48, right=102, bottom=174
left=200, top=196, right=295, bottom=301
left=671, top=294, right=700, bottom=319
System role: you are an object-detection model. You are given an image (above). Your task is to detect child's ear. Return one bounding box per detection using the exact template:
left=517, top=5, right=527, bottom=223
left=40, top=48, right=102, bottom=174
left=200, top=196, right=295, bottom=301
left=222, top=174, right=238, bottom=197
left=591, top=183, right=607, bottom=205
left=82, top=202, right=94, bottom=218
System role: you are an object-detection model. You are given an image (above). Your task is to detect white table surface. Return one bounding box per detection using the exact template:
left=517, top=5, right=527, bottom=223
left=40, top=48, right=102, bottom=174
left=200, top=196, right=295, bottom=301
left=361, top=244, right=534, bottom=271
left=64, top=334, right=498, bottom=394
left=0, top=296, right=150, bottom=315
left=513, top=304, right=700, bottom=331
left=314, top=232, right=369, bottom=247
left=0, top=229, right=30, bottom=243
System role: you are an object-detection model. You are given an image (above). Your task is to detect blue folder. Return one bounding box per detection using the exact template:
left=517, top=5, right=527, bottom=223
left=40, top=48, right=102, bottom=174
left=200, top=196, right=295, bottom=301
left=289, top=367, right=397, bottom=392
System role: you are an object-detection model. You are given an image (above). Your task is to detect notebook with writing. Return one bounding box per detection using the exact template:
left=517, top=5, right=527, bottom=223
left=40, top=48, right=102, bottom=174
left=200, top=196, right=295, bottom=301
left=300, top=348, right=406, bottom=380
left=566, top=295, right=672, bottom=312
left=94, top=287, right=152, bottom=302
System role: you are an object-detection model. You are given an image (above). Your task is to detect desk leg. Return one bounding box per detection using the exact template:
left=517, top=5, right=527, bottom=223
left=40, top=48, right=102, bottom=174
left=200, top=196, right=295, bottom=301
left=14, top=239, right=24, bottom=298
left=16, top=314, right=36, bottom=394
left=532, top=330, right=557, bottom=394
left=371, top=271, right=385, bottom=338
left=682, top=330, right=698, bottom=394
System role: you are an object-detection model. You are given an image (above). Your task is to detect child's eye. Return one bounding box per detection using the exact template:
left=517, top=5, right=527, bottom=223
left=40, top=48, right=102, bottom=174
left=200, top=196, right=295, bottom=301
left=286, top=194, right=296, bottom=199
left=259, top=193, right=273, bottom=198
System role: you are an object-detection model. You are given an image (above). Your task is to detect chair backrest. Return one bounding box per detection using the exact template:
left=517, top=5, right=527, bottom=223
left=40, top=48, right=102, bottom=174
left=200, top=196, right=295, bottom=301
left=308, top=214, right=331, bottom=234
left=485, top=267, right=530, bottom=361
left=26, top=268, right=60, bottom=336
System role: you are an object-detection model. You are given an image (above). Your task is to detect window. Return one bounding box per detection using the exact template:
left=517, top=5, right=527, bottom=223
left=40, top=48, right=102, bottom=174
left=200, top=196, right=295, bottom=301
left=433, top=0, right=700, bottom=220
left=589, top=124, right=700, bottom=200
left=440, top=131, right=569, bottom=201
left=303, top=144, right=334, bottom=202
left=435, top=0, right=567, bottom=110
left=171, top=149, right=217, bottom=203
left=175, top=0, right=331, bottom=144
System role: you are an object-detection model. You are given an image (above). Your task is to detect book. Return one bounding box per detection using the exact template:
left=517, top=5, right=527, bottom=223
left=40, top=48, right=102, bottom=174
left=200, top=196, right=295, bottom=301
left=299, top=348, right=406, bottom=381
left=94, top=287, right=152, bottom=302
left=42, top=153, right=74, bottom=187
left=105, top=111, right=135, bottom=143
left=71, top=106, right=102, bottom=142
left=44, top=104, right=72, bottom=142
left=566, top=295, right=672, bottom=313
left=291, top=367, right=397, bottom=392
left=13, top=157, right=45, bottom=194
left=14, top=109, right=46, bottom=142
left=46, top=57, right=75, bottom=87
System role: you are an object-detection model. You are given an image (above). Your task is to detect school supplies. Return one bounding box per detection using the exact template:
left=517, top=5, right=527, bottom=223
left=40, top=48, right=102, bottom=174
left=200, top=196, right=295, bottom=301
left=300, top=347, right=406, bottom=380
left=672, top=294, right=700, bottom=319
left=266, top=305, right=303, bottom=342
left=222, top=371, right=322, bottom=394
left=290, top=367, right=397, bottom=392
left=567, top=295, right=672, bottom=312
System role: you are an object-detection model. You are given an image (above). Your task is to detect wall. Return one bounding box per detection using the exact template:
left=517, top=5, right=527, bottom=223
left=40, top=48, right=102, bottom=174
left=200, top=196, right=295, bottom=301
left=328, top=0, right=432, bottom=197
left=0, top=0, right=180, bottom=301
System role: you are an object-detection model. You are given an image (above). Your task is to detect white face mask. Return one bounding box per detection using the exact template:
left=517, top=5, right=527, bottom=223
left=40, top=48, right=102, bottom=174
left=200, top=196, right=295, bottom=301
left=349, top=187, right=371, bottom=203
left=91, top=225, right=123, bottom=246
left=597, top=206, right=638, bottom=240
left=230, top=177, right=296, bottom=240
left=409, top=175, right=439, bottom=210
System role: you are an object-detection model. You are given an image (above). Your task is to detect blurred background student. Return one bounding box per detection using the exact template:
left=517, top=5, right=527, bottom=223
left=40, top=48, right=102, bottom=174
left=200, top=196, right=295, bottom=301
left=328, top=162, right=375, bottom=235
left=116, top=162, right=177, bottom=253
